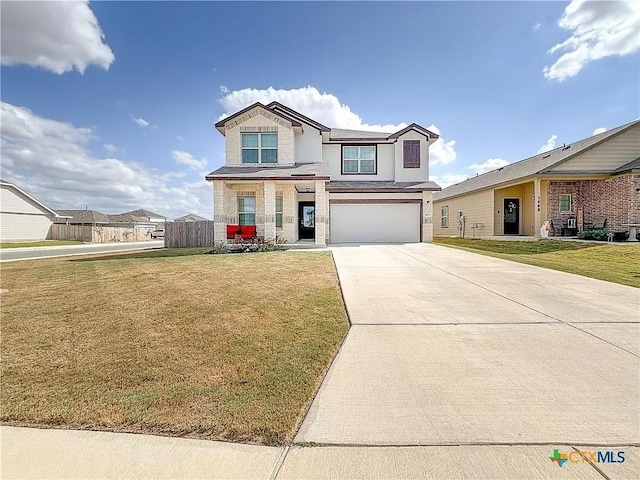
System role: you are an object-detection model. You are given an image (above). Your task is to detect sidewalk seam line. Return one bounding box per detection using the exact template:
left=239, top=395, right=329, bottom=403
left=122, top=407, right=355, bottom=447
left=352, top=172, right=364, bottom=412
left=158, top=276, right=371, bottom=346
left=269, top=445, right=290, bottom=480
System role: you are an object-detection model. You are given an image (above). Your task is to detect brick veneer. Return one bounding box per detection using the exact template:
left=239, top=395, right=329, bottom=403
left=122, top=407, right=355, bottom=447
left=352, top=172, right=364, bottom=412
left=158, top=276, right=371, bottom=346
left=547, top=174, right=640, bottom=230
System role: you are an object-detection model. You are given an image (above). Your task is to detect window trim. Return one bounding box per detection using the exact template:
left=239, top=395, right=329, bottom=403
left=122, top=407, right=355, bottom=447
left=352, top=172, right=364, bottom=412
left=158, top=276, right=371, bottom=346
left=237, top=195, right=256, bottom=226
left=276, top=195, right=283, bottom=228
left=559, top=194, right=572, bottom=213
left=341, top=144, right=377, bottom=175
left=241, top=132, right=278, bottom=164
left=441, top=206, right=449, bottom=228
left=403, top=139, right=421, bottom=169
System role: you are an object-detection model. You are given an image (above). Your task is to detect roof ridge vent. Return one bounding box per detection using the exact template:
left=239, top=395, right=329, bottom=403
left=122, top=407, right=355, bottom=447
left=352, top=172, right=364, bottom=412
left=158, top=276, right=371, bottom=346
left=542, top=154, right=551, bottom=158
left=562, top=144, right=571, bottom=151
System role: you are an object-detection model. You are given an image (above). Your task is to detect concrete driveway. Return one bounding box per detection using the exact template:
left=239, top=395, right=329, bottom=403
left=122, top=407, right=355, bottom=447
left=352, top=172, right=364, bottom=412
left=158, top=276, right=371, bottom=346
left=296, top=244, right=639, bottom=449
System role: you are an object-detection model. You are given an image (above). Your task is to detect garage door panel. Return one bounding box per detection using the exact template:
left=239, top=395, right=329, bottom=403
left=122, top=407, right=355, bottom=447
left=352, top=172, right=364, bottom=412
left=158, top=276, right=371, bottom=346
left=330, top=203, right=420, bottom=243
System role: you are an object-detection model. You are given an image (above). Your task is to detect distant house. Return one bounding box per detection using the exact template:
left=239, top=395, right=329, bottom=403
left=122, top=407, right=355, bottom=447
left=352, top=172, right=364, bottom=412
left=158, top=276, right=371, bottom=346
left=0, top=179, right=61, bottom=241
left=433, top=119, right=640, bottom=238
left=107, top=209, right=166, bottom=229
left=174, top=213, right=210, bottom=222
left=55, top=209, right=110, bottom=226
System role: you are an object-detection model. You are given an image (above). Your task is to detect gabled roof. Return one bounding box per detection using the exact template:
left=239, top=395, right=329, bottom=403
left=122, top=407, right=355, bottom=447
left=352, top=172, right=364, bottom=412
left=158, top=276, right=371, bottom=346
left=613, top=157, right=640, bottom=174
left=56, top=209, right=110, bottom=224
left=215, top=102, right=302, bottom=133
left=174, top=213, right=210, bottom=222
left=206, top=162, right=329, bottom=181
left=266, top=101, right=330, bottom=132
left=328, top=123, right=439, bottom=142
left=122, top=208, right=166, bottom=220
left=434, top=118, right=640, bottom=202
left=1, top=179, right=59, bottom=216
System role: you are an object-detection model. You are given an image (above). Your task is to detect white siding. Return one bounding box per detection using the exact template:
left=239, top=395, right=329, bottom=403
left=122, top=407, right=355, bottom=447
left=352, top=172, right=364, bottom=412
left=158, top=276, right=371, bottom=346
left=294, top=122, right=323, bottom=163
left=0, top=213, right=52, bottom=241
left=330, top=203, right=420, bottom=243
left=393, top=130, right=430, bottom=183
left=1, top=186, right=46, bottom=215
left=323, top=143, right=395, bottom=181
left=550, top=123, right=640, bottom=172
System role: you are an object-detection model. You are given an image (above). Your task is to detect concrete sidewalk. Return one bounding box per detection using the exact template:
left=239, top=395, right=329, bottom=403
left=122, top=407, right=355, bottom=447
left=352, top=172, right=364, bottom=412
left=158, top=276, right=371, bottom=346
left=0, top=240, right=164, bottom=262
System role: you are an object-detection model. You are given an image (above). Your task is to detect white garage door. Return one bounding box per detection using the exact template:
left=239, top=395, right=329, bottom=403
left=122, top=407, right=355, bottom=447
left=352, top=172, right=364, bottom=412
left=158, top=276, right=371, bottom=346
left=330, top=203, right=420, bottom=243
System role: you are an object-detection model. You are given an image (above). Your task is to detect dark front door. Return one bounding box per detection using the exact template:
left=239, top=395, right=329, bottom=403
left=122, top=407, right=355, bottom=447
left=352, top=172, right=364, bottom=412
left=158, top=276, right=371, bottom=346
left=503, top=198, right=520, bottom=235
left=298, top=201, right=315, bottom=239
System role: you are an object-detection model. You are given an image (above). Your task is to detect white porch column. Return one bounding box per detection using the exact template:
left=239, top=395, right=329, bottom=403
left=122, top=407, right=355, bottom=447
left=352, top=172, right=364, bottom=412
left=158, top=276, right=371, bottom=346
left=314, top=180, right=327, bottom=246
left=264, top=181, right=276, bottom=241
left=534, top=178, right=542, bottom=238
left=213, top=181, right=226, bottom=243
left=422, top=191, right=434, bottom=242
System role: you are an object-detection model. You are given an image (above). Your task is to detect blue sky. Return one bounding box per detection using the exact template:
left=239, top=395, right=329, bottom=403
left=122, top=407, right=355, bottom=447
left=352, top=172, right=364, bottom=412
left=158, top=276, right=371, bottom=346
left=1, top=0, right=638, bottom=219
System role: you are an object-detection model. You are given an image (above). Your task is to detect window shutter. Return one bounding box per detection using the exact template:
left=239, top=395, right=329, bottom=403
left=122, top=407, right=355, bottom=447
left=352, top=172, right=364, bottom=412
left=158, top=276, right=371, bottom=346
left=403, top=140, right=420, bottom=168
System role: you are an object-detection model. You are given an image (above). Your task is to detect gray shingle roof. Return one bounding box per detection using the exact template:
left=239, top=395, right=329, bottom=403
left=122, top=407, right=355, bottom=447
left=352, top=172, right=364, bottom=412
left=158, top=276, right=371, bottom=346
left=206, top=162, right=329, bottom=180
left=174, top=213, right=210, bottom=221
left=434, top=119, right=640, bottom=201
left=329, top=128, right=393, bottom=140
left=327, top=181, right=441, bottom=191
left=56, top=209, right=110, bottom=224
left=122, top=208, right=166, bottom=220
left=613, top=157, right=640, bottom=174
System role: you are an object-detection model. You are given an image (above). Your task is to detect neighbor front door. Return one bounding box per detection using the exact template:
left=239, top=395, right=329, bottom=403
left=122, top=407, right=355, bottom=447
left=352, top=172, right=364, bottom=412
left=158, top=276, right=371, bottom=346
left=503, top=198, right=520, bottom=235
left=299, top=202, right=315, bottom=239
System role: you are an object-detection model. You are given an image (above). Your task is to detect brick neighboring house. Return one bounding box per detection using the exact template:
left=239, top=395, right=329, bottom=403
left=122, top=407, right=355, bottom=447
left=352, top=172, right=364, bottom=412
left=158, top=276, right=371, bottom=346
left=433, top=119, right=640, bottom=238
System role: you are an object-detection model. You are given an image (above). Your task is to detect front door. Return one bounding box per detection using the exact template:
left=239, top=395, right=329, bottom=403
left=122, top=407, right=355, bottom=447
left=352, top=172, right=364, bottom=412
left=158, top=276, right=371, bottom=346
left=299, top=201, right=315, bottom=239
left=503, top=198, right=520, bottom=235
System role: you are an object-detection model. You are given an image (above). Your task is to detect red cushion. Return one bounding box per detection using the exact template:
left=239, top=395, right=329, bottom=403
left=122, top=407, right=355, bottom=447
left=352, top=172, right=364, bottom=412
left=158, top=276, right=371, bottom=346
left=240, top=225, right=256, bottom=238
left=226, top=224, right=241, bottom=239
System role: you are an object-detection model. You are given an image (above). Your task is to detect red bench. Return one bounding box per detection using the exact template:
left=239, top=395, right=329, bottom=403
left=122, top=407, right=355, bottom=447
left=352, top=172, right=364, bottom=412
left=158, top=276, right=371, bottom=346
left=226, top=224, right=256, bottom=240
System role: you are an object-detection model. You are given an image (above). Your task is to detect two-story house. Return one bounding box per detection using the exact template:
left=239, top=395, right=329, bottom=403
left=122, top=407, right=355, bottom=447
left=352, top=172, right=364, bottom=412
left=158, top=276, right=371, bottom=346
left=205, top=102, right=441, bottom=246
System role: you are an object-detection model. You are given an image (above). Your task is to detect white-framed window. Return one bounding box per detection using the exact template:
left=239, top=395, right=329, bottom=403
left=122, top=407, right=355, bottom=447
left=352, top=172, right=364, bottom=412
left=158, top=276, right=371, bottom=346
left=242, top=133, right=278, bottom=164
left=276, top=196, right=283, bottom=228
left=238, top=195, right=256, bottom=225
left=441, top=206, right=449, bottom=228
left=342, top=145, right=376, bottom=174
left=559, top=194, right=572, bottom=213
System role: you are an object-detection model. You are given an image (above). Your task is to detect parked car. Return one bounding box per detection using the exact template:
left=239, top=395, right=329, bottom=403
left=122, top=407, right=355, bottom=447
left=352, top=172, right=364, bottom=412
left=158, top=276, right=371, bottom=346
left=150, top=229, right=165, bottom=239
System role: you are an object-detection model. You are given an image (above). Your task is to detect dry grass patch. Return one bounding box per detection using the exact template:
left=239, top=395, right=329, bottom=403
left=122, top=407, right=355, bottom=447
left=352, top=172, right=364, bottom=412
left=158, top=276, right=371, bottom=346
left=434, top=237, right=640, bottom=288
left=0, top=250, right=349, bottom=445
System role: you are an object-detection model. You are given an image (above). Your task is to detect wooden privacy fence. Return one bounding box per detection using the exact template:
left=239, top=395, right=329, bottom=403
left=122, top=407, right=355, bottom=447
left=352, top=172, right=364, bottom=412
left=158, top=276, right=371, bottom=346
left=165, top=221, right=215, bottom=248
left=52, top=225, right=151, bottom=243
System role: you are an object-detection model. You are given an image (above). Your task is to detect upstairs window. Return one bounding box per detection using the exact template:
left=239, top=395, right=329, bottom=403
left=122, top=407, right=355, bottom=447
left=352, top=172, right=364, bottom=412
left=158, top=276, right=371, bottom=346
left=403, top=140, right=420, bottom=168
left=342, top=146, right=376, bottom=174
left=242, top=133, right=278, bottom=164
left=559, top=194, right=572, bottom=213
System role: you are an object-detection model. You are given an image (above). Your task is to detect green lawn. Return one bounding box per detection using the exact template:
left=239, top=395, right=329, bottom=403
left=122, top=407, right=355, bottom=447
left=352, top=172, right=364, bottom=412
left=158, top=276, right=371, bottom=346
left=0, top=250, right=349, bottom=445
left=434, top=237, right=640, bottom=288
left=0, top=240, right=83, bottom=248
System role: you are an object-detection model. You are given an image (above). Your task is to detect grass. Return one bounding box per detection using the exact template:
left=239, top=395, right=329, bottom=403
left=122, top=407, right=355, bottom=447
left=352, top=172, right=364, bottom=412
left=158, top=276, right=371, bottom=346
left=434, top=237, right=640, bottom=288
left=0, top=240, right=84, bottom=248
left=0, top=249, right=349, bottom=445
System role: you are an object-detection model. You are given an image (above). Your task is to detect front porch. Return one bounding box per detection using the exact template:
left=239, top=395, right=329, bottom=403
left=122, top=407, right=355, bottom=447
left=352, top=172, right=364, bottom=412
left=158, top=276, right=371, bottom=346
left=212, top=179, right=328, bottom=246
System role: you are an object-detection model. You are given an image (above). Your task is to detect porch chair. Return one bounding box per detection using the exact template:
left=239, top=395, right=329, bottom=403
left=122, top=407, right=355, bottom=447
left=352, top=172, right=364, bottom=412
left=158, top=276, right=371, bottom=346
left=587, top=216, right=607, bottom=231
left=550, top=219, right=564, bottom=236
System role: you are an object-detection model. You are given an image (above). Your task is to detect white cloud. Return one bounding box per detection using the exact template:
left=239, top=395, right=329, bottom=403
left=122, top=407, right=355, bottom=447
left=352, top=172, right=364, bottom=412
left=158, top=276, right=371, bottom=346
left=0, top=0, right=114, bottom=74
left=0, top=102, right=212, bottom=219
left=219, top=85, right=229, bottom=94
left=218, top=85, right=458, bottom=166
left=131, top=116, right=150, bottom=127
left=103, top=143, right=118, bottom=153
left=468, top=158, right=510, bottom=176
left=543, top=0, right=640, bottom=81
left=430, top=174, right=469, bottom=188
left=171, top=150, right=207, bottom=171
left=533, top=22, right=542, bottom=32
left=537, top=134, right=558, bottom=154
left=177, top=135, right=185, bottom=141
left=593, top=127, right=607, bottom=135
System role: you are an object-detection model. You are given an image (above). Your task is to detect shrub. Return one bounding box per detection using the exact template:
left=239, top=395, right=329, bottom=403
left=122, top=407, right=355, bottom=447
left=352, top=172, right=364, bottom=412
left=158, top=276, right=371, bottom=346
left=577, top=229, right=608, bottom=241
left=208, top=241, right=230, bottom=254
